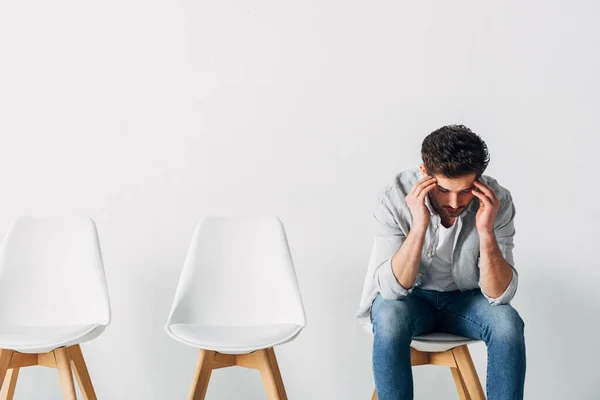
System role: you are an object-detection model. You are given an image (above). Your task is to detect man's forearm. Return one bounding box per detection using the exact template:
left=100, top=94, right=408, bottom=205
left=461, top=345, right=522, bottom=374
left=479, top=232, right=513, bottom=298
left=391, top=227, right=427, bottom=289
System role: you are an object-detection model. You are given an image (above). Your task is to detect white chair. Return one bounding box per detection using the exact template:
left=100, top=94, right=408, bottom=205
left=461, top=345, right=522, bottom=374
left=0, top=217, right=111, bottom=400
left=371, top=333, right=485, bottom=400
left=165, top=216, right=306, bottom=400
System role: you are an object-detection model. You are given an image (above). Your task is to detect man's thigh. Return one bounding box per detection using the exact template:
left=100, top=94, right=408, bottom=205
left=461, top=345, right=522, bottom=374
left=370, top=292, right=438, bottom=337
left=436, top=289, right=525, bottom=340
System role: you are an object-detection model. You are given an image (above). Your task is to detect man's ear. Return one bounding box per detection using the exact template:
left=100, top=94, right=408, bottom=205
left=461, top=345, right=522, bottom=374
left=419, top=163, right=428, bottom=177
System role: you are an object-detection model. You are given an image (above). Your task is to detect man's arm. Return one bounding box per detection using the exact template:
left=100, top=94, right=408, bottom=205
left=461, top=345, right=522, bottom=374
left=390, top=226, right=427, bottom=290
left=479, top=231, right=514, bottom=298
left=472, top=180, right=518, bottom=304
left=373, top=175, right=437, bottom=299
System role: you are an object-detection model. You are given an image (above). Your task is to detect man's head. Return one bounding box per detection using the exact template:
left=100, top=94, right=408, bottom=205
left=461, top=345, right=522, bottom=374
left=419, top=125, right=490, bottom=219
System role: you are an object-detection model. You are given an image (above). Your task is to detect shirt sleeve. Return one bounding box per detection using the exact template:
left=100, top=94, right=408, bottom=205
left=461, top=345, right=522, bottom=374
left=479, top=193, right=519, bottom=305
left=481, top=264, right=518, bottom=305
left=370, top=196, right=416, bottom=300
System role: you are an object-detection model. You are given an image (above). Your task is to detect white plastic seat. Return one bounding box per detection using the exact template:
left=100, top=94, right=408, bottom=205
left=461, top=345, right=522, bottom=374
left=411, top=332, right=480, bottom=353
left=168, top=323, right=303, bottom=354
left=165, top=216, right=306, bottom=399
left=0, top=324, right=105, bottom=354
left=0, top=216, right=110, bottom=399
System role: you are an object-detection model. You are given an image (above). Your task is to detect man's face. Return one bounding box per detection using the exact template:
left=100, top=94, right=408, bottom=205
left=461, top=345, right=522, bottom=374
left=419, top=164, right=478, bottom=220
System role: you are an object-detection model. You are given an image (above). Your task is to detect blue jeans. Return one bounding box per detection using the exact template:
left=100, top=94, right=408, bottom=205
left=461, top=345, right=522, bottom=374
left=371, top=287, right=526, bottom=400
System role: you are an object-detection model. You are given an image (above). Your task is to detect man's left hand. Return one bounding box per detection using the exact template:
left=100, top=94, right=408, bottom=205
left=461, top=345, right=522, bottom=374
left=472, top=180, right=500, bottom=236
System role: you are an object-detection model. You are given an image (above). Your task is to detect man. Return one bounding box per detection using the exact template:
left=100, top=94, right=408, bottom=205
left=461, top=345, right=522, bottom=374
left=356, top=125, right=526, bottom=400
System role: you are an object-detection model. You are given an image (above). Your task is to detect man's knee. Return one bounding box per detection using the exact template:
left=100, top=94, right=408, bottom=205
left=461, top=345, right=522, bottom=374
left=486, top=305, right=525, bottom=343
left=371, top=297, right=414, bottom=342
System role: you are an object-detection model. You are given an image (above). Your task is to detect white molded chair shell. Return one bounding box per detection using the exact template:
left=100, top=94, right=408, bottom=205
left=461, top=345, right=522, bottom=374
left=165, top=216, right=306, bottom=354
left=411, top=333, right=480, bottom=352
left=369, top=327, right=480, bottom=353
left=0, top=217, right=111, bottom=353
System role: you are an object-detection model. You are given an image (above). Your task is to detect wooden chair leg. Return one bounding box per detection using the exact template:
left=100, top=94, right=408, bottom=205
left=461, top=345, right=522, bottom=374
left=452, top=345, right=485, bottom=400
left=451, top=367, right=471, bottom=400
left=54, top=347, right=77, bottom=400
left=370, top=346, right=484, bottom=400
left=1, top=367, right=19, bottom=400
left=257, top=348, right=288, bottom=400
left=68, top=345, right=97, bottom=400
left=0, top=350, right=14, bottom=388
left=188, top=350, right=214, bottom=400
left=186, top=347, right=288, bottom=400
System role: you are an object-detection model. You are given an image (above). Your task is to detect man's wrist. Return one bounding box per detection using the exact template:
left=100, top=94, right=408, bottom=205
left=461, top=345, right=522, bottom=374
left=479, top=230, right=497, bottom=248
left=409, top=226, right=428, bottom=238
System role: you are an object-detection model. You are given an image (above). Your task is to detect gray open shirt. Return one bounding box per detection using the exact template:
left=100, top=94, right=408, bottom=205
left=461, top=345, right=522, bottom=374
left=356, top=167, right=518, bottom=333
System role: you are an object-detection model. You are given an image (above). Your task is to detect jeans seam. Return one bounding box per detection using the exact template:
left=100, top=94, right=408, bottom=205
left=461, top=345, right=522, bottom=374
left=439, top=309, right=486, bottom=333
left=369, top=296, right=378, bottom=324
left=438, top=310, right=488, bottom=396
left=410, top=311, right=437, bottom=334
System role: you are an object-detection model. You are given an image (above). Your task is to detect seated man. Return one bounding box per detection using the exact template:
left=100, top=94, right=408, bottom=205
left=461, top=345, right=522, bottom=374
left=356, top=125, right=526, bottom=400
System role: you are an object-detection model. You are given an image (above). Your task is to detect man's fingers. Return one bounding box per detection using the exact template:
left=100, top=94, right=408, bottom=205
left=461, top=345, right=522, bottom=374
left=410, top=176, right=434, bottom=195
left=418, top=181, right=437, bottom=200
left=472, top=189, right=493, bottom=207
left=415, top=180, right=436, bottom=199
left=412, top=177, right=436, bottom=196
left=413, top=179, right=435, bottom=197
left=474, top=181, right=498, bottom=203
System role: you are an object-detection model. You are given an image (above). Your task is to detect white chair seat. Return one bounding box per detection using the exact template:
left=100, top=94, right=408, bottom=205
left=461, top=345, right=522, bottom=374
left=0, top=324, right=106, bottom=353
left=411, top=332, right=480, bottom=352
left=167, top=323, right=303, bottom=354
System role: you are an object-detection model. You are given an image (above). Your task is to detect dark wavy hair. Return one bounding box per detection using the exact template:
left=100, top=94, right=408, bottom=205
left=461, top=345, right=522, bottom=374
left=421, top=125, right=490, bottom=178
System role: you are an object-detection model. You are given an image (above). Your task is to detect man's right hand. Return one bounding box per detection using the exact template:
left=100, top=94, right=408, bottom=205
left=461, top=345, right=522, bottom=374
left=405, top=175, right=437, bottom=233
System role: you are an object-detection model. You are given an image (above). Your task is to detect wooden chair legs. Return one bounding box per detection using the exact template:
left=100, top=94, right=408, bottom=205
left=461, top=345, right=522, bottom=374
left=451, top=345, right=485, bottom=400
left=188, top=350, right=214, bottom=399
left=55, top=347, right=77, bottom=400
left=1, top=367, right=19, bottom=400
left=68, top=345, right=98, bottom=400
left=254, top=348, right=287, bottom=400
left=0, top=345, right=97, bottom=400
left=371, top=387, right=378, bottom=400
left=451, top=366, right=471, bottom=400
left=188, top=347, right=288, bottom=400
left=0, top=350, right=15, bottom=400
left=371, top=344, right=485, bottom=400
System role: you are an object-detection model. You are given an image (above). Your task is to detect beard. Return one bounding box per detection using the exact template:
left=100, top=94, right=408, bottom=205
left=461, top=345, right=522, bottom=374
left=428, top=194, right=470, bottom=219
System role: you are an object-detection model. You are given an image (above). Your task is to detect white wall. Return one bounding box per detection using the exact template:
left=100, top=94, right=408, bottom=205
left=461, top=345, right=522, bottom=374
left=1, top=0, right=599, bottom=398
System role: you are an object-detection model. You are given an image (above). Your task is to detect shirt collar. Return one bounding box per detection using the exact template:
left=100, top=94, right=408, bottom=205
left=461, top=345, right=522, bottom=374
left=467, top=196, right=480, bottom=214
left=424, top=194, right=435, bottom=216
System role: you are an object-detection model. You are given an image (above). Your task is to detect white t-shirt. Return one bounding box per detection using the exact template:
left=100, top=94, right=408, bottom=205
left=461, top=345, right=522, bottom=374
left=419, top=221, right=460, bottom=292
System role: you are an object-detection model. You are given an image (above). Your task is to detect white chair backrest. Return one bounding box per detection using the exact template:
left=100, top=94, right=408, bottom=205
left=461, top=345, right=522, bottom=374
left=167, top=216, right=306, bottom=327
left=0, top=217, right=110, bottom=326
